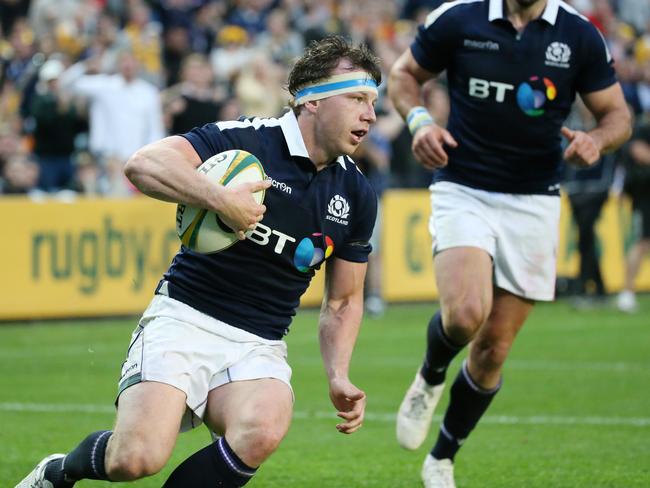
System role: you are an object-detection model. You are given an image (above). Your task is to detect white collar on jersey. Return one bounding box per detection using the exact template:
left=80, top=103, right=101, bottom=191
left=488, top=0, right=560, bottom=25
left=279, top=110, right=347, bottom=170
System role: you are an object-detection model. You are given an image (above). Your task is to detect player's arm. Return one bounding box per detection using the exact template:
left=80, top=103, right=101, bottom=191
left=388, top=49, right=433, bottom=118
left=318, top=257, right=367, bottom=434
left=124, top=135, right=270, bottom=236
left=388, top=49, right=457, bottom=169
left=562, top=83, right=632, bottom=167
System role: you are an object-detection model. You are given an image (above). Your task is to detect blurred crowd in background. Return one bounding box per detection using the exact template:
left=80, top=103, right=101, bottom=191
left=0, top=0, right=649, bottom=309
left=0, top=0, right=432, bottom=197
left=1, top=0, right=645, bottom=196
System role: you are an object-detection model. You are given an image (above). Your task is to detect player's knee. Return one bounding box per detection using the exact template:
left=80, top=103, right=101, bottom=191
left=472, top=338, right=511, bottom=373
left=231, top=420, right=287, bottom=466
left=105, top=437, right=167, bottom=480
left=105, top=451, right=164, bottom=480
left=444, top=301, right=488, bottom=342
left=250, top=427, right=285, bottom=462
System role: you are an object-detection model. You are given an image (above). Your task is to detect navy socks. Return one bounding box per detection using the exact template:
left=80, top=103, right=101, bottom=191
left=43, top=430, right=112, bottom=487
left=420, top=311, right=464, bottom=386
left=163, top=436, right=257, bottom=487
left=431, top=361, right=501, bottom=460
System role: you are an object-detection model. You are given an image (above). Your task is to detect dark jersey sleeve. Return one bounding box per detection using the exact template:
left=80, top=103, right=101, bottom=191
left=180, top=123, right=233, bottom=162
left=576, top=21, right=617, bottom=94
left=335, top=175, right=378, bottom=263
left=410, top=4, right=459, bottom=74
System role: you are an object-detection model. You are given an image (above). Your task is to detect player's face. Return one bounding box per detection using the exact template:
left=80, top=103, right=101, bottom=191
left=316, top=91, right=377, bottom=156
left=313, top=62, right=377, bottom=158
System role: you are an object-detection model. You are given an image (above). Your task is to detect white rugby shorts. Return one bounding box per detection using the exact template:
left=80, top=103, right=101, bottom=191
left=429, top=181, right=560, bottom=301
left=118, top=295, right=293, bottom=431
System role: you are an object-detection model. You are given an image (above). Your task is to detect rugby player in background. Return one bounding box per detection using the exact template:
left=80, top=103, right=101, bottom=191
left=389, top=0, right=631, bottom=486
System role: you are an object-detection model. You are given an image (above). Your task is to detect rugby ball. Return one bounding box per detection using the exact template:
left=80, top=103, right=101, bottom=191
left=176, top=149, right=266, bottom=253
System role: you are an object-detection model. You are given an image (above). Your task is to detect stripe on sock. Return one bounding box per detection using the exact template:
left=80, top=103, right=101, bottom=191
left=90, top=430, right=111, bottom=478
left=460, top=360, right=502, bottom=394
left=216, top=437, right=256, bottom=478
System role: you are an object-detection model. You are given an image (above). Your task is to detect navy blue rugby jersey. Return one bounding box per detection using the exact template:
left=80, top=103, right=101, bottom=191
left=159, top=110, right=378, bottom=340
left=411, top=0, right=617, bottom=194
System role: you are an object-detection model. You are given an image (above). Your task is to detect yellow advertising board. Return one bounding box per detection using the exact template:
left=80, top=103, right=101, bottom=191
left=382, top=190, right=438, bottom=301
left=382, top=190, right=650, bottom=302
left=556, top=194, right=650, bottom=291
left=0, top=196, right=325, bottom=320
left=0, top=197, right=179, bottom=320
left=1, top=191, right=648, bottom=320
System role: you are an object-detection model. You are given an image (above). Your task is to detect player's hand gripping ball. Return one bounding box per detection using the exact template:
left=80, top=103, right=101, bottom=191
left=176, top=150, right=266, bottom=253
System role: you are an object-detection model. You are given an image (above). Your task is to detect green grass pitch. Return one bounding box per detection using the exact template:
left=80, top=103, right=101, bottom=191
left=1, top=297, right=649, bottom=487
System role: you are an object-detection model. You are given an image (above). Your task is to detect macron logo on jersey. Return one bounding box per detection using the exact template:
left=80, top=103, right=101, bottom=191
left=326, top=195, right=350, bottom=226
left=266, top=176, right=292, bottom=194
left=463, top=39, right=499, bottom=51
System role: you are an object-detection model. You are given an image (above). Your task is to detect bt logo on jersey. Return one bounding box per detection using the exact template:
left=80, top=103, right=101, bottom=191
left=468, top=77, right=514, bottom=102
left=516, top=76, right=557, bottom=117
left=246, top=223, right=334, bottom=273
left=469, top=76, right=557, bottom=117
left=293, top=233, right=334, bottom=272
left=247, top=222, right=296, bottom=254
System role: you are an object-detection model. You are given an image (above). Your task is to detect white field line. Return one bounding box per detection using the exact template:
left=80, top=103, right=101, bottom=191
left=504, top=359, right=650, bottom=372
left=2, top=347, right=648, bottom=374
left=2, top=402, right=649, bottom=427
left=250, top=356, right=650, bottom=372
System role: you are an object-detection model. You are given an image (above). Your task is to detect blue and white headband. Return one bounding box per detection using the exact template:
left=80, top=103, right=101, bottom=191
left=293, top=72, right=378, bottom=105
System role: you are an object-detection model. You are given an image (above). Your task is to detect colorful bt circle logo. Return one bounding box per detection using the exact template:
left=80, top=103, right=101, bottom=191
left=516, top=76, right=556, bottom=117
left=293, top=233, right=334, bottom=272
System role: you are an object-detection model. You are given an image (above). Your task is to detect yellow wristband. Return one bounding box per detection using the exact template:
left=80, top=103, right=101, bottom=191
left=406, top=106, right=434, bottom=135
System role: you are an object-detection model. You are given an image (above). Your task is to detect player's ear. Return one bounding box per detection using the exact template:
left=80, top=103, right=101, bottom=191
left=304, top=100, right=319, bottom=113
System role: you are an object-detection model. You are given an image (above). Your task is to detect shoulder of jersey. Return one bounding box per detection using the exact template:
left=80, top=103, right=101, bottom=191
left=424, top=0, right=483, bottom=27
left=556, top=0, right=591, bottom=23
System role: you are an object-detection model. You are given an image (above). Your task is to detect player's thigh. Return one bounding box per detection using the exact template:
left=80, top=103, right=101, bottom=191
left=205, top=378, right=293, bottom=440
left=109, top=381, right=187, bottom=462
left=429, top=182, right=495, bottom=322
left=493, top=193, right=560, bottom=301
left=434, top=246, right=493, bottom=325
